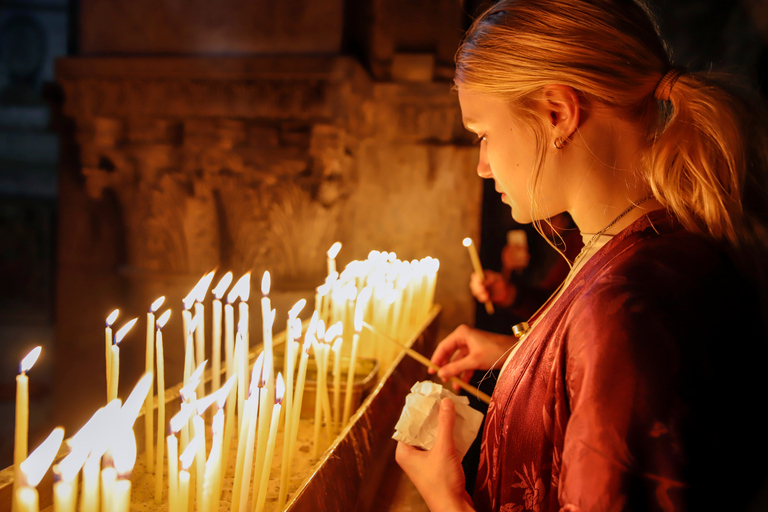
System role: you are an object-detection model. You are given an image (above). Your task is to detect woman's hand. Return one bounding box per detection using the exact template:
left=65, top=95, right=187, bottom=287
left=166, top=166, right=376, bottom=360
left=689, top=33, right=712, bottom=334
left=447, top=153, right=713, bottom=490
left=395, top=398, right=475, bottom=512
left=470, top=271, right=517, bottom=308
left=430, top=324, right=516, bottom=390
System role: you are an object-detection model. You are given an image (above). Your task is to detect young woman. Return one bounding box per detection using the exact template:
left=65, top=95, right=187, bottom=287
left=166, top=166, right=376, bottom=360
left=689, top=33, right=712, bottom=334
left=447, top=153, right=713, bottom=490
left=395, top=1, right=768, bottom=511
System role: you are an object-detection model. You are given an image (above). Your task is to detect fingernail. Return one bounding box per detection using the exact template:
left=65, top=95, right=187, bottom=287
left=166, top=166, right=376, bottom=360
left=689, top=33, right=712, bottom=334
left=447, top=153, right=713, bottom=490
left=441, top=398, right=453, bottom=410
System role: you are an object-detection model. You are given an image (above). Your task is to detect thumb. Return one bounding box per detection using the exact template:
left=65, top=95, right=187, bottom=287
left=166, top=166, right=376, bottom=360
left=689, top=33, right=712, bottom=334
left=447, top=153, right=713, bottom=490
left=434, top=398, right=457, bottom=452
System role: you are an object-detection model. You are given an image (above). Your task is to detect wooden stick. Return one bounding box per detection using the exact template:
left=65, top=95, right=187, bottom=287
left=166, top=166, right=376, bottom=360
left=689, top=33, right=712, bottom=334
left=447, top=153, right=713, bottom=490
left=362, top=322, right=492, bottom=404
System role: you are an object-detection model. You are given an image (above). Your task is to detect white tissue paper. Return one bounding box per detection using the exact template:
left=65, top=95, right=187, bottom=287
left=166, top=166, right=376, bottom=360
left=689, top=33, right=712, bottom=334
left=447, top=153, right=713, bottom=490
left=392, top=381, right=485, bottom=459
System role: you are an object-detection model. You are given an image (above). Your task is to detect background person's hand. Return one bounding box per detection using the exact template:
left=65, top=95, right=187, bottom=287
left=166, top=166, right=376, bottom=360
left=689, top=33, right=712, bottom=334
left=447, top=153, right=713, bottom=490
left=395, top=398, right=475, bottom=512
left=429, top=324, right=516, bottom=390
left=470, top=270, right=517, bottom=308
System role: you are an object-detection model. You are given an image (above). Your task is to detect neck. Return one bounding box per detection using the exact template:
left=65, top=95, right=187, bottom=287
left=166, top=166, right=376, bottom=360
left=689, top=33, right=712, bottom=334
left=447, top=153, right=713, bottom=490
left=561, top=109, right=662, bottom=234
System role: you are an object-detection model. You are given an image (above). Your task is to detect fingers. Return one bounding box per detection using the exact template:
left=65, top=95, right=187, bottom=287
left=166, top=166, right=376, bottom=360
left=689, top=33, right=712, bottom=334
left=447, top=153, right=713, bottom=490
left=469, top=272, right=490, bottom=302
left=434, top=398, right=457, bottom=453
left=438, top=355, right=476, bottom=382
left=430, top=325, right=471, bottom=369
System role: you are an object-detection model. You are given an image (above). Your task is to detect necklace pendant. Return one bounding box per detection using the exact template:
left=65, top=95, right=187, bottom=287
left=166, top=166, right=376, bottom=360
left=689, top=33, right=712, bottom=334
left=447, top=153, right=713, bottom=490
left=512, top=322, right=530, bottom=339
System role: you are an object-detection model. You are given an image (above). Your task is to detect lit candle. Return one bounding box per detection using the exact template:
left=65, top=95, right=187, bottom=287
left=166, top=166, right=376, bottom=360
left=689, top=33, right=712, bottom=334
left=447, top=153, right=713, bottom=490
left=235, top=330, right=247, bottom=435
left=277, top=312, right=315, bottom=511
left=192, top=414, right=207, bottom=512
left=327, top=241, right=341, bottom=276
left=331, top=327, right=343, bottom=430
left=183, top=314, right=200, bottom=388
left=167, top=405, right=192, bottom=512
left=201, top=409, right=224, bottom=512
left=155, top=309, right=171, bottom=504
left=236, top=272, right=252, bottom=348
left=78, top=401, right=121, bottom=512
left=179, top=434, right=201, bottom=512
left=52, top=466, right=75, bottom=512
left=250, top=347, right=272, bottom=512
left=211, top=376, right=235, bottom=509
left=105, top=309, right=119, bottom=402
left=463, top=237, right=494, bottom=314
left=254, top=373, right=284, bottom=512
left=144, top=296, right=164, bottom=473
left=193, top=271, right=216, bottom=398
left=109, top=318, right=138, bottom=402
left=311, top=321, right=328, bottom=459
left=212, top=272, right=233, bottom=395
left=111, top=431, right=137, bottom=512
left=14, top=346, right=41, bottom=512
left=232, top=353, right=264, bottom=512
left=17, top=427, right=65, bottom=512
left=261, top=272, right=274, bottom=415
left=343, top=288, right=370, bottom=425
left=277, top=319, right=303, bottom=510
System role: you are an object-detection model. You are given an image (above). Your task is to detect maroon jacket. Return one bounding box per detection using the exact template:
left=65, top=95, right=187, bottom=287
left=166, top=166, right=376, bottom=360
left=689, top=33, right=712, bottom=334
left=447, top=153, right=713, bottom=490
left=474, top=210, right=768, bottom=511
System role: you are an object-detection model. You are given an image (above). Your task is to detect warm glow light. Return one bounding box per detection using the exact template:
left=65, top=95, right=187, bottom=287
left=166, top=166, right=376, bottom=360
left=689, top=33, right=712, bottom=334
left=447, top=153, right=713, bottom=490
left=188, top=314, right=200, bottom=337
left=250, top=353, right=265, bottom=395
left=291, top=318, right=303, bottom=341
left=20, top=427, right=64, bottom=487
left=121, top=373, right=153, bottom=428
left=289, top=299, right=306, bottom=319
left=20, top=346, right=42, bottom=374
left=111, top=432, right=137, bottom=478
left=156, top=309, right=171, bottom=329
left=228, top=273, right=251, bottom=303
left=316, top=319, right=326, bottom=342
left=186, top=361, right=208, bottom=392
left=304, top=311, right=319, bottom=351
left=275, top=373, right=285, bottom=404
left=327, top=242, right=342, bottom=259
left=354, top=288, right=372, bottom=333
left=90, top=400, right=122, bottom=459
left=114, top=318, right=138, bottom=345
left=169, top=404, right=194, bottom=435
left=58, top=444, right=88, bottom=483
left=106, top=309, right=119, bottom=327
left=261, top=270, right=271, bottom=296
left=325, top=321, right=343, bottom=343
left=179, top=434, right=202, bottom=471
left=462, top=237, right=472, bottom=247
left=194, top=270, right=216, bottom=302
left=150, top=296, right=165, bottom=313
left=195, top=393, right=218, bottom=416
left=213, top=272, right=233, bottom=300
left=216, top=375, right=237, bottom=409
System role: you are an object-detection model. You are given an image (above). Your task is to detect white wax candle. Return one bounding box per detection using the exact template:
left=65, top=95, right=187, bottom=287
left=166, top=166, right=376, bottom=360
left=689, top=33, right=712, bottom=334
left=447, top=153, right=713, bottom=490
left=167, top=434, right=179, bottom=512
left=15, top=487, right=37, bottom=512
left=212, top=298, right=222, bottom=394
left=254, top=376, right=283, bottom=512
left=53, top=478, right=75, bottom=512
left=80, top=456, right=99, bottom=512
left=155, top=329, right=166, bottom=504
left=100, top=466, right=116, bottom=512
left=144, top=310, right=155, bottom=472
left=112, top=480, right=131, bottom=512
left=194, top=301, right=206, bottom=398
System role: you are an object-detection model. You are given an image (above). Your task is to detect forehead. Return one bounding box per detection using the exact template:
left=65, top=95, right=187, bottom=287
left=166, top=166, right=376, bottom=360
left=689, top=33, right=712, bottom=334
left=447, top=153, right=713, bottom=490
left=458, top=88, right=512, bottom=128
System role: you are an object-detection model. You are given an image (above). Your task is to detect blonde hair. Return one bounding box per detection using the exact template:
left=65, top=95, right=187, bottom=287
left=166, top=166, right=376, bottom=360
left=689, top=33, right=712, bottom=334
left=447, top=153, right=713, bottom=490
left=455, top=0, right=768, bottom=259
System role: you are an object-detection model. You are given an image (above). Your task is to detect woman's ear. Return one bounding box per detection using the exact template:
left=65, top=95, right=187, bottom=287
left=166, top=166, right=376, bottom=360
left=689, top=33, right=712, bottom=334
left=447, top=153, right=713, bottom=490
left=541, top=85, right=580, bottom=141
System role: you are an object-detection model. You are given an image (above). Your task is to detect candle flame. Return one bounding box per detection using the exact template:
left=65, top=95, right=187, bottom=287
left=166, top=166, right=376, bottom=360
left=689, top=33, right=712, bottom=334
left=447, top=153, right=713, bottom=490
left=121, top=373, right=153, bottom=428
left=462, top=237, right=473, bottom=247
left=275, top=373, right=285, bottom=404
left=106, top=309, right=119, bottom=327
left=261, top=270, right=271, bottom=296
left=195, top=270, right=216, bottom=302
left=325, top=321, right=343, bottom=343
left=211, top=409, right=224, bottom=433
left=304, top=311, right=318, bottom=352
left=195, top=392, right=218, bottom=416
left=249, top=352, right=265, bottom=395
left=20, top=427, right=64, bottom=487
left=316, top=319, right=326, bottom=342
left=150, top=296, right=165, bottom=313
left=20, top=346, right=42, bottom=374
left=213, top=272, right=233, bottom=300
left=237, top=316, right=247, bottom=336
left=156, top=309, right=172, bottom=329
left=189, top=361, right=207, bottom=389
left=228, top=272, right=251, bottom=303
left=354, top=287, right=372, bottom=333
left=114, top=318, right=138, bottom=345
left=58, top=444, right=89, bottom=483
left=289, top=299, right=306, bottom=319
left=327, top=241, right=342, bottom=259
left=90, top=400, right=122, bottom=459
left=111, top=431, right=137, bottom=478
left=217, top=375, right=237, bottom=409
left=188, top=314, right=200, bottom=338
left=169, top=404, right=193, bottom=435
left=265, top=308, right=276, bottom=332
left=291, top=318, right=303, bottom=341
left=179, top=434, right=202, bottom=471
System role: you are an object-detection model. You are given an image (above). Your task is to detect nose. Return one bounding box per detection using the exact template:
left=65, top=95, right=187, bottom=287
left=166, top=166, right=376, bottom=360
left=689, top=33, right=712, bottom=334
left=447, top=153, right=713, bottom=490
left=476, top=140, right=492, bottom=179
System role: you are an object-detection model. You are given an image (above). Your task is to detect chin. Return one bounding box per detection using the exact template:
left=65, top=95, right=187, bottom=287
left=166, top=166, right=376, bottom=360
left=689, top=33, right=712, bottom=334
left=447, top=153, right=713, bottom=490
left=508, top=204, right=533, bottom=225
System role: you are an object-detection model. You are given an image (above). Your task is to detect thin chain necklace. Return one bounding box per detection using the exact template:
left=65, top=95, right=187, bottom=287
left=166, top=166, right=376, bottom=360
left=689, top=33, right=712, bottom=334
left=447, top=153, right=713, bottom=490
left=510, top=194, right=654, bottom=340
